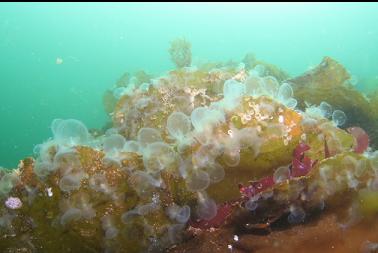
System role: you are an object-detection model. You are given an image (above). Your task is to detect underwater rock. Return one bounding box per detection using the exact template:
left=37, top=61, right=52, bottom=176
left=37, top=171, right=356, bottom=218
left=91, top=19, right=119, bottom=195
left=289, top=56, right=350, bottom=88
left=110, top=63, right=356, bottom=203
left=288, top=56, right=378, bottom=149
left=0, top=148, right=195, bottom=253
left=168, top=211, right=378, bottom=253
left=2, top=46, right=378, bottom=253
left=168, top=151, right=378, bottom=253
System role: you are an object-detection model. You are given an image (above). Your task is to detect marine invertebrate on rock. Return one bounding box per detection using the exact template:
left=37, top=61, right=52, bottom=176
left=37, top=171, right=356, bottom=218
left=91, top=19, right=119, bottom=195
left=51, top=118, right=90, bottom=146
left=4, top=196, right=22, bottom=209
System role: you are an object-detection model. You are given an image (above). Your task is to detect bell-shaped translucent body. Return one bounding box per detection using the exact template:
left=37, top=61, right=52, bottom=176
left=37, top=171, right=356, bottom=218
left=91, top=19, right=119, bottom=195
left=277, top=83, right=297, bottom=109
left=273, top=165, right=291, bottom=183
left=33, top=161, right=52, bottom=178
left=103, top=134, right=125, bottom=153
left=51, top=119, right=89, bottom=146
left=59, top=173, right=85, bottom=192
left=319, top=101, right=332, bottom=118
left=250, top=64, right=266, bottom=77
left=137, top=128, right=162, bottom=148
left=60, top=208, right=82, bottom=225
left=53, top=148, right=81, bottom=174
left=123, top=140, right=141, bottom=153
left=196, top=193, right=217, bottom=220
left=245, top=75, right=264, bottom=96
left=167, top=112, right=192, bottom=140
left=222, top=148, right=241, bottom=167
left=167, top=204, right=191, bottom=224
left=332, top=110, right=346, bottom=126
left=191, top=107, right=225, bottom=133
left=263, top=76, right=279, bottom=95
left=277, top=83, right=294, bottom=101
left=245, top=196, right=259, bottom=211
left=222, top=79, right=246, bottom=110
left=287, top=205, right=306, bottom=224
left=143, top=142, right=178, bottom=173
left=203, top=163, right=225, bottom=183
left=128, top=170, right=161, bottom=197
left=186, top=169, right=210, bottom=192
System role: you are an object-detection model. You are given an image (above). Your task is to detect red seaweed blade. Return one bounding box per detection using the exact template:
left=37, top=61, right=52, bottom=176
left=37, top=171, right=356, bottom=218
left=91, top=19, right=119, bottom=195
left=189, top=202, right=234, bottom=229
left=347, top=127, right=369, bottom=154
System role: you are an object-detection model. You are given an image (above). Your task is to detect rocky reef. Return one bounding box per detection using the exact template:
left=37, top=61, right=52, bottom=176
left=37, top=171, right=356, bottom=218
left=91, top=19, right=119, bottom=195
left=1, top=41, right=378, bottom=253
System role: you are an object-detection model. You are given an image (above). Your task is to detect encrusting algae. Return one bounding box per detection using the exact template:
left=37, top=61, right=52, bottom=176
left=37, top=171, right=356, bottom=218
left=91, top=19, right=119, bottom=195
left=1, top=40, right=378, bottom=253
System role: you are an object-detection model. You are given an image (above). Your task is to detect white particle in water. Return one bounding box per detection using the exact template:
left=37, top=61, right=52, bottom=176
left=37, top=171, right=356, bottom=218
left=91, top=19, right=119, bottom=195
left=278, top=115, right=284, bottom=123
left=46, top=187, right=53, bottom=197
left=56, top=57, right=63, bottom=65
left=228, top=129, right=233, bottom=137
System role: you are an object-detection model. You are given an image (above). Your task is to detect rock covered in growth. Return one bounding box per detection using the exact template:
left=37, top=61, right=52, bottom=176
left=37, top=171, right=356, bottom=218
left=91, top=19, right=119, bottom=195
left=0, top=120, right=196, bottom=253
left=110, top=61, right=356, bottom=204
left=289, top=56, right=378, bottom=149
left=0, top=50, right=377, bottom=253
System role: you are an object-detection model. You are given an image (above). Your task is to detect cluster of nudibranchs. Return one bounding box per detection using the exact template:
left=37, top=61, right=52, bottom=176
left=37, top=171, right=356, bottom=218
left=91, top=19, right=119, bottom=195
left=0, top=63, right=372, bottom=252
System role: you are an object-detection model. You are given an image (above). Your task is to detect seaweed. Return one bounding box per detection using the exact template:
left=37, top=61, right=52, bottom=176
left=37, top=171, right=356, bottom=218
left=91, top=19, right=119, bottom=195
left=169, top=38, right=192, bottom=68
left=289, top=56, right=378, bottom=148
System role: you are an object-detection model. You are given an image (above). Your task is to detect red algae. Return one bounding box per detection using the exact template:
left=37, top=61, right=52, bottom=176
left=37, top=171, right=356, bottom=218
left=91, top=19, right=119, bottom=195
left=189, top=203, right=234, bottom=229
left=239, top=142, right=316, bottom=199
left=290, top=142, right=317, bottom=177
left=239, top=175, right=275, bottom=199
left=347, top=126, right=370, bottom=154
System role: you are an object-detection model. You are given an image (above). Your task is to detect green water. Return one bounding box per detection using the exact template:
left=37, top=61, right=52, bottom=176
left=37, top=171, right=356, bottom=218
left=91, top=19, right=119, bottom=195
left=1, top=2, right=378, bottom=168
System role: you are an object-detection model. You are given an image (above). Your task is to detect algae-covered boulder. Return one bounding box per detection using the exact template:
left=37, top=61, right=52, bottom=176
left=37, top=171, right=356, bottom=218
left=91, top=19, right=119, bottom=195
left=2, top=43, right=378, bottom=253
left=288, top=56, right=378, bottom=148
left=168, top=151, right=378, bottom=253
